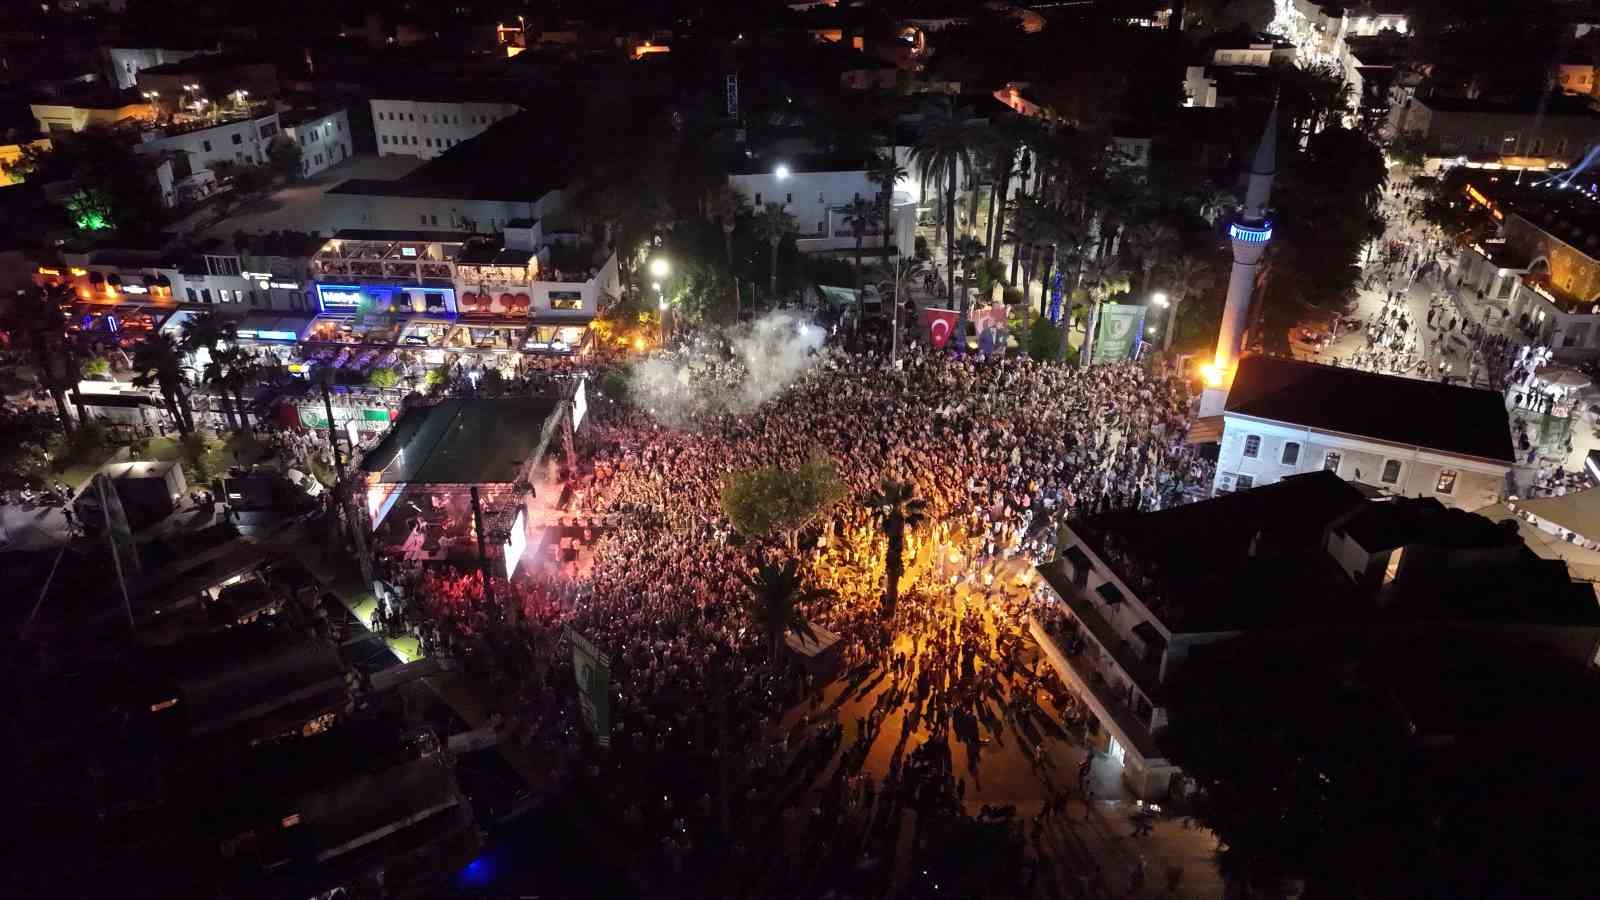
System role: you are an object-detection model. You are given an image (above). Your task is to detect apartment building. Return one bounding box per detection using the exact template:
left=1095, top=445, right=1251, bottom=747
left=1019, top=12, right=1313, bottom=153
left=281, top=107, right=352, bottom=177
left=370, top=97, right=521, bottom=160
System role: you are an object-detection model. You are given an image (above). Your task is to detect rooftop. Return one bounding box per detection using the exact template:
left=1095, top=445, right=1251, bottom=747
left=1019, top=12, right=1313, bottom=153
left=1066, top=472, right=1600, bottom=633
left=729, top=149, right=877, bottom=176
left=326, top=110, right=575, bottom=203
left=1225, top=354, right=1515, bottom=463
left=1068, top=472, right=1368, bottom=632
left=1414, top=90, right=1600, bottom=118
left=140, top=52, right=273, bottom=76
left=361, top=397, right=563, bottom=484
left=277, top=106, right=347, bottom=129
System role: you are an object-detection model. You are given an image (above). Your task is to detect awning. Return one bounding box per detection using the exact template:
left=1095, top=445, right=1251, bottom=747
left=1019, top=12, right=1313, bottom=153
left=237, top=313, right=314, bottom=342
left=784, top=624, right=841, bottom=659
left=1184, top=415, right=1224, bottom=445
left=1509, top=489, right=1600, bottom=542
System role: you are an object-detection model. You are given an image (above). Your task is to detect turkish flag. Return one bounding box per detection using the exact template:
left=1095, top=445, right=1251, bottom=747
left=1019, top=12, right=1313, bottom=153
left=921, top=307, right=959, bottom=349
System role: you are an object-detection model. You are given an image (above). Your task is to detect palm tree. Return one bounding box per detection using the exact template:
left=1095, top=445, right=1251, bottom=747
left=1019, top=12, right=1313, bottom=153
left=178, top=309, right=236, bottom=356
left=738, top=558, right=836, bottom=665
left=843, top=197, right=881, bottom=301
left=217, top=345, right=258, bottom=432
left=1160, top=254, right=1219, bottom=351
left=4, top=283, right=78, bottom=433
left=1122, top=221, right=1180, bottom=295
left=865, top=479, right=928, bottom=622
left=1004, top=202, right=1044, bottom=335
left=867, top=150, right=908, bottom=266
left=955, top=235, right=985, bottom=345
left=911, top=98, right=983, bottom=301
left=200, top=349, right=239, bottom=432
left=1079, top=255, right=1131, bottom=369
left=131, top=334, right=193, bottom=435
left=706, top=184, right=749, bottom=322
left=751, top=201, right=796, bottom=304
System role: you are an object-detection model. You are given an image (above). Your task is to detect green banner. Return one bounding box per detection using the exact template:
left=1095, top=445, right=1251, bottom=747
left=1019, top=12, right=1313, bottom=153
left=362, top=408, right=391, bottom=422
left=565, top=627, right=612, bottom=748
left=1094, top=303, right=1146, bottom=364
left=300, top=409, right=327, bottom=429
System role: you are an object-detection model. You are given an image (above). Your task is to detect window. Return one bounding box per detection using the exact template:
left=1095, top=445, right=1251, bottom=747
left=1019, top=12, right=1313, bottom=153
left=818, top=191, right=825, bottom=203
left=202, top=139, right=212, bottom=152
left=550, top=291, right=584, bottom=310
left=430, top=215, right=438, bottom=226
left=1381, top=459, right=1402, bottom=484
left=382, top=135, right=389, bottom=144
left=1436, top=470, right=1457, bottom=495
left=1242, top=434, right=1261, bottom=458
left=420, top=214, right=428, bottom=225
left=201, top=289, right=213, bottom=303
left=408, top=113, right=414, bottom=121
left=232, top=133, right=243, bottom=145
left=1235, top=474, right=1254, bottom=489
left=1281, top=441, right=1301, bottom=465
left=1501, top=132, right=1519, bottom=154
left=1323, top=451, right=1341, bottom=473
left=411, top=135, right=418, bottom=145
left=426, top=138, right=433, bottom=147
left=785, top=193, right=793, bottom=204
left=248, top=290, right=258, bottom=306
left=754, top=193, right=762, bottom=206
left=186, top=288, right=197, bottom=302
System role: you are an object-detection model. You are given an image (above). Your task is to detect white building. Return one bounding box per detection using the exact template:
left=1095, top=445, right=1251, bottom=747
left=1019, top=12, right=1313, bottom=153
left=131, top=110, right=282, bottom=179
left=1035, top=469, right=1600, bottom=799
left=370, top=98, right=521, bottom=160
left=281, top=108, right=352, bottom=178
left=1210, top=354, right=1515, bottom=509
left=728, top=154, right=917, bottom=257
left=101, top=46, right=213, bottom=91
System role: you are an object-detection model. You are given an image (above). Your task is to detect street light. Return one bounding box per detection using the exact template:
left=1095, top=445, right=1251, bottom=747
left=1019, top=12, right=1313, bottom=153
left=649, top=257, right=669, bottom=279
left=775, top=163, right=791, bottom=180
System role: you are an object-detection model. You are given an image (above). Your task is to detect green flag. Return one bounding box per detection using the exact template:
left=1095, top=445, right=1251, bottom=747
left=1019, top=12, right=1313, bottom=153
left=1094, top=303, right=1147, bottom=363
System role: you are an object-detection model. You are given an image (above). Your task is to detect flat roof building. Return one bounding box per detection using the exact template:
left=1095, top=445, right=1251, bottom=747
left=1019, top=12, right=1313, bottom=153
left=1210, top=354, right=1514, bottom=508
left=1035, top=471, right=1600, bottom=798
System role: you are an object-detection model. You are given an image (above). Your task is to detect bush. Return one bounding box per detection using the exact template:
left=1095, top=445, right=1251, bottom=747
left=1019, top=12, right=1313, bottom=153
left=915, top=235, right=931, bottom=260
left=80, top=356, right=111, bottom=379
left=367, top=366, right=400, bottom=389
left=1003, top=287, right=1023, bottom=307
left=179, top=432, right=218, bottom=484
left=424, top=365, right=451, bottom=393
left=1026, top=317, right=1072, bottom=363
left=68, top=419, right=110, bottom=458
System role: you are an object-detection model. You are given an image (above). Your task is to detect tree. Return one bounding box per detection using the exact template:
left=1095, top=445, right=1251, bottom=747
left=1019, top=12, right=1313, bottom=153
left=751, top=201, right=796, bottom=303
left=955, top=235, right=986, bottom=343
left=864, top=479, right=927, bottom=622
left=706, top=184, right=750, bottom=322
left=1078, top=255, right=1132, bottom=368
left=131, top=334, right=193, bottom=435
left=737, top=558, right=836, bottom=665
left=179, top=309, right=237, bottom=357
left=80, top=356, right=111, bottom=379
left=2, top=126, right=164, bottom=235
left=1162, top=632, right=1600, bottom=899
left=265, top=134, right=303, bottom=181
left=0, top=404, right=61, bottom=490
left=720, top=454, right=846, bottom=548
left=843, top=197, right=881, bottom=301
left=3, top=284, right=79, bottom=433
left=368, top=366, right=400, bottom=389
left=64, top=189, right=114, bottom=232
left=866, top=151, right=908, bottom=266
left=199, top=349, right=240, bottom=432
left=911, top=98, right=984, bottom=302
left=1158, top=254, right=1219, bottom=351
left=1122, top=220, right=1180, bottom=296
left=215, top=345, right=258, bottom=432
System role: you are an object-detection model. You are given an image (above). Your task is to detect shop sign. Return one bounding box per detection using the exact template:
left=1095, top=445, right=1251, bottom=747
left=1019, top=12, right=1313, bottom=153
left=270, top=281, right=300, bottom=290
left=317, top=284, right=364, bottom=310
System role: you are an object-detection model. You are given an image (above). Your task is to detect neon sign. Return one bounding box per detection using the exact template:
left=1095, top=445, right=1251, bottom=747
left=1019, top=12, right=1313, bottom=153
left=316, top=285, right=364, bottom=310
left=1229, top=222, right=1273, bottom=243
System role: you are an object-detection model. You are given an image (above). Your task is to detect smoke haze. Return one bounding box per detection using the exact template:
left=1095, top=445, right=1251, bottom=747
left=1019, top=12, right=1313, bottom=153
left=628, top=310, right=828, bottom=425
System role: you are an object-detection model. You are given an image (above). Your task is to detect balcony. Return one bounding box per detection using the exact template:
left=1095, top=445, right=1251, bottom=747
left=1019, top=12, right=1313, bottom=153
left=1033, top=562, right=1166, bottom=761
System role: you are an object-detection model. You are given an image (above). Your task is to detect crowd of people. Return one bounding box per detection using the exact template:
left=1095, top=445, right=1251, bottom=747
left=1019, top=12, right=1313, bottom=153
left=365, top=337, right=1215, bottom=895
